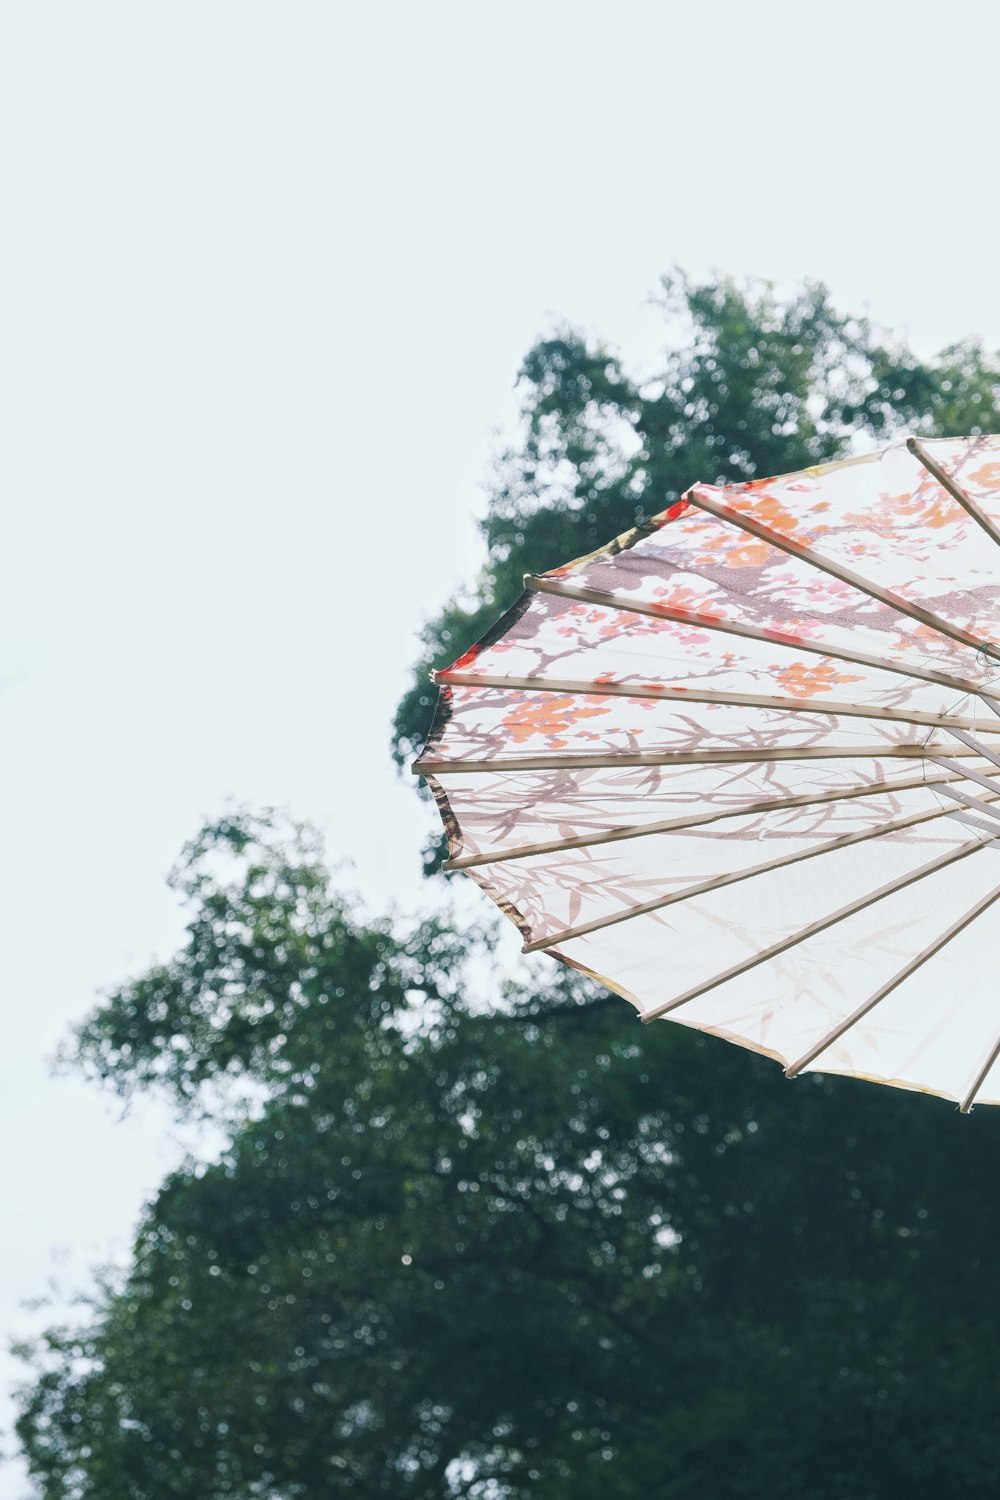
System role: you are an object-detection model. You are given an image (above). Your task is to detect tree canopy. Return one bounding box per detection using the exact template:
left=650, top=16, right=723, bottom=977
left=16, top=276, right=1000, bottom=1499
left=17, top=810, right=1000, bottom=1499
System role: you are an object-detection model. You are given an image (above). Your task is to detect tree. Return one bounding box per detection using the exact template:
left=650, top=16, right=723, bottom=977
left=17, top=811, right=1000, bottom=1500
left=16, top=277, right=1000, bottom=1498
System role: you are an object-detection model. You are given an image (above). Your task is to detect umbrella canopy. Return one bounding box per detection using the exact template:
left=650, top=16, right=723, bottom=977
left=414, top=435, right=1000, bottom=1110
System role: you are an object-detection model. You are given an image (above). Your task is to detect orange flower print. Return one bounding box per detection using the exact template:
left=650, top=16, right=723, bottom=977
left=650, top=584, right=724, bottom=621
left=557, top=605, right=631, bottom=642
left=500, top=695, right=610, bottom=749
left=911, top=623, right=949, bottom=643
left=881, top=484, right=959, bottom=531
left=681, top=488, right=807, bottom=569
left=747, top=490, right=801, bottom=534
left=966, top=461, right=1000, bottom=493
left=719, top=537, right=775, bottom=569
left=763, top=619, right=821, bottom=646
left=773, top=660, right=863, bottom=698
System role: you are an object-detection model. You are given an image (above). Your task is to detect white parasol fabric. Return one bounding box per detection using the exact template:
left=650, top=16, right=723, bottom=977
left=414, top=435, right=1000, bottom=1110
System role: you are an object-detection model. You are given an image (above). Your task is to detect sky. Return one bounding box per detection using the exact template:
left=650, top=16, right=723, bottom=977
left=2, top=1, right=1000, bottom=1490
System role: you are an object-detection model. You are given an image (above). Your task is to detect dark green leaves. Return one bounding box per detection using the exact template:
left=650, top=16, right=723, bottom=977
left=19, top=811, right=1000, bottom=1499
left=17, top=276, right=1000, bottom=1499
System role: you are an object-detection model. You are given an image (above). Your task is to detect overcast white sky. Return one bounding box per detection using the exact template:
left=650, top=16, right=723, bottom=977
left=2, top=2, right=1000, bottom=1491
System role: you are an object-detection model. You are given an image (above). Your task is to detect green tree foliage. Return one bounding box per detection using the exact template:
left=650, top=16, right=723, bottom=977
left=16, top=812, right=1000, bottom=1499
left=392, top=272, right=1000, bottom=769
left=16, top=279, right=1000, bottom=1498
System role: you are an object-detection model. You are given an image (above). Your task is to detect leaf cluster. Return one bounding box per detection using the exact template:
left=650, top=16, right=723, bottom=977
left=17, top=278, right=1000, bottom=1498
left=17, top=814, right=1000, bottom=1499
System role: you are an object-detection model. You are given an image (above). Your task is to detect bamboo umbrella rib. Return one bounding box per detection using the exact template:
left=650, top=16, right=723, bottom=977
left=960, top=1031, right=1000, bottom=1113
left=416, top=743, right=988, bottom=777
left=445, top=772, right=965, bottom=871
left=525, top=574, right=992, bottom=701
left=436, top=670, right=998, bottom=736
left=934, top=783, right=1000, bottom=824
left=640, top=836, right=994, bottom=1024
left=784, top=879, right=1000, bottom=1079
left=928, top=755, right=1000, bottom=798
left=687, top=486, right=1000, bottom=665
left=943, top=810, right=1000, bottom=838
left=907, top=438, right=1000, bottom=552
left=946, top=726, right=1000, bottom=771
left=521, top=798, right=986, bottom=954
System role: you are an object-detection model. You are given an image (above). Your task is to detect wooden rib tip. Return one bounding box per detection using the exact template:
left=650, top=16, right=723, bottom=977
left=905, top=435, right=919, bottom=454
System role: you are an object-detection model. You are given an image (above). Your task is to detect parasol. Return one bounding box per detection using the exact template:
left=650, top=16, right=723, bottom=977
left=414, top=436, right=1000, bottom=1110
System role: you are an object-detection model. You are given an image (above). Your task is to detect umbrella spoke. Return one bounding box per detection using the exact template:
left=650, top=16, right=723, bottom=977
left=687, top=486, right=1000, bottom=666
left=941, top=810, right=1000, bottom=838
left=526, top=574, right=992, bottom=702
left=437, top=671, right=997, bottom=736
left=960, top=1033, right=1000, bottom=1113
left=908, top=437, right=1000, bottom=552
left=521, top=797, right=994, bottom=954
left=640, top=838, right=993, bottom=1023
left=445, top=772, right=967, bottom=871
left=929, top=754, right=1000, bottom=798
left=418, top=743, right=990, bottom=776
left=945, top=725, right=1000, bottom=771
left=785, top=879, right=1000, bottom=1079
left=934, top=783, right=1000, bottom=825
